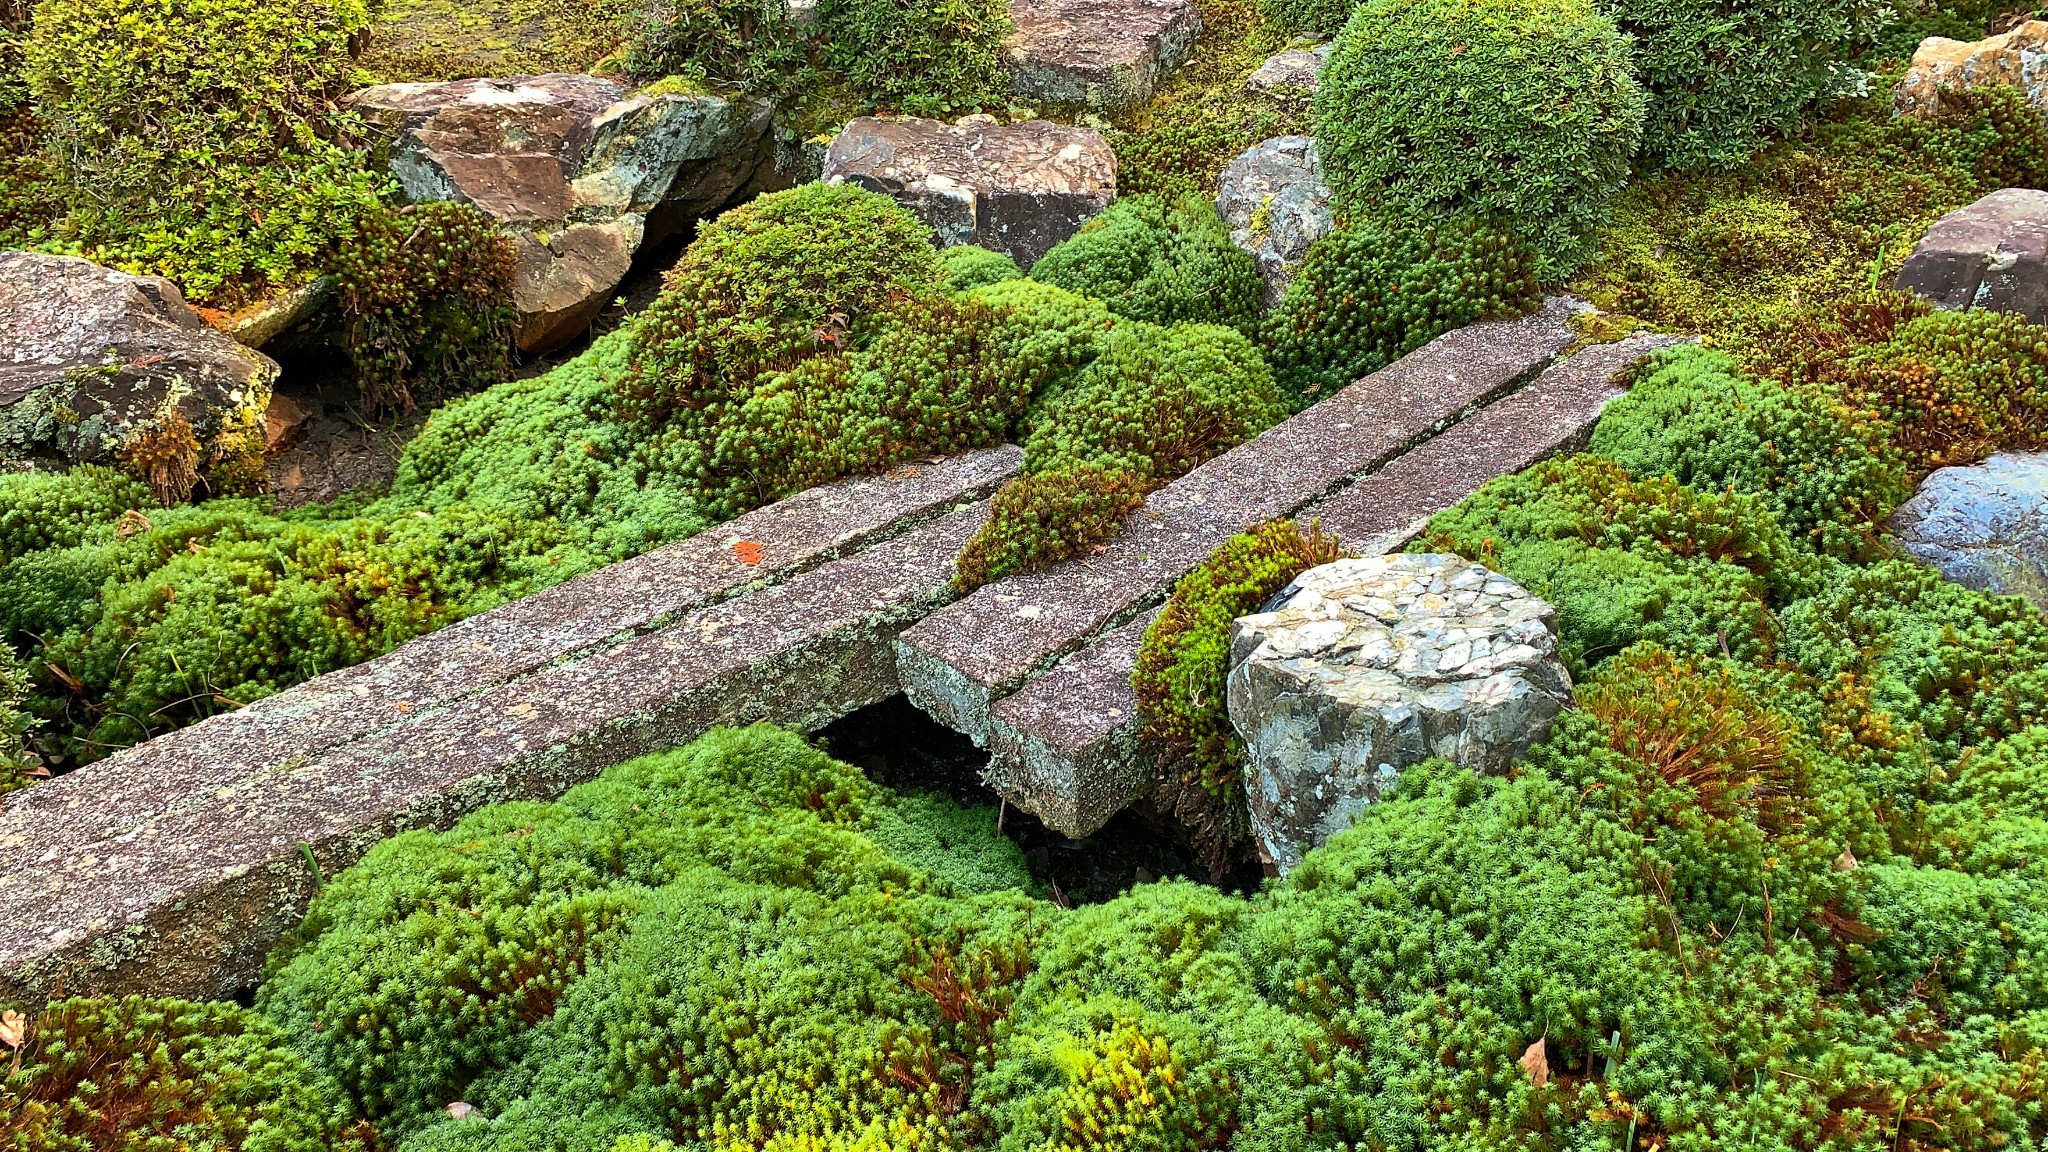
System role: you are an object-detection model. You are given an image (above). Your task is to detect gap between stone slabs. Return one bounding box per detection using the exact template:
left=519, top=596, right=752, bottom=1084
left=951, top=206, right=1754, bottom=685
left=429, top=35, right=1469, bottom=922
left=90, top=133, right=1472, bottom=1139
left=980, top=331, right=1689, bottom=837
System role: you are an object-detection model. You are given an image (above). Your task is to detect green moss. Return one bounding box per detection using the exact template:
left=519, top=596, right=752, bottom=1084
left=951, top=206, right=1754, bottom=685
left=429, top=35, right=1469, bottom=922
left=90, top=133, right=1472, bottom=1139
left=1313, top=0, right=1644, bottom=277
left=952, top=465, right=1154, bottom=593
left=364, top=0, right=637, bottom=81
left=940, top=245, right=1024, bottom=292
left=0, top=638, right=42, bottom=793
left=1028, top=195, right=1264, bottom=334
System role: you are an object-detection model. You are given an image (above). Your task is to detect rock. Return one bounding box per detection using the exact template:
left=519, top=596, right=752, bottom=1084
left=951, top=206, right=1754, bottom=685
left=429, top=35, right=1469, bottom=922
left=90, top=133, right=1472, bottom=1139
left=1889, top=452, right=2048, bottom=610
left=1895, top=21, right=2048, bottom=120
left=1215, top=136, right=1333, bottom=309
left=1004, top=0, right=1204, bottom=115
left=1227, top=554, right=1574, bottom=872
left=824, top=117, right=1117, bottom=268
left=206, top=277, right=334, bottom=350
left=1244, top=42, right=1331, bottom=95
left=347, top=74, right=777, bottom=352
left=262, top=392, right=314, bottom=454
left=0, top=252, right=277, bottom=495
left=1894, top=188, right=2048, bottom=324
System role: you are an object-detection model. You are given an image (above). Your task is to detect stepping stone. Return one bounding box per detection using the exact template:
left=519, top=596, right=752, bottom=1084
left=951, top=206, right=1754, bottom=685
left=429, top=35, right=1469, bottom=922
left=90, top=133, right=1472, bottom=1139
left=896, top=297, right=1583, bottom=756
left=1890, top=450, right=2048, bottom=610
left=348, top=75, right=779, bottom=352
left=0, top=448, right=1019, bottom=890
left=973, top=332, right=1683, bottom=837
left=1004, top=0, right=1204, bottom=115
left=1244, top=42, right=1331, bottom=96
left=1895, top=188, right=2048, bottom=325
left=1, top=502, right=994, bottom=1005
left=824, top=117, right=1117, bottom=268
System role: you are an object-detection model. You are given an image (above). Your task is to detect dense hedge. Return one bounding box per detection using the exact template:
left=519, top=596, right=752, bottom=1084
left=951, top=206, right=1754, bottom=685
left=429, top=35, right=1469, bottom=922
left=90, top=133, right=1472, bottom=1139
left=1313, top=0, right=1644, bottom=277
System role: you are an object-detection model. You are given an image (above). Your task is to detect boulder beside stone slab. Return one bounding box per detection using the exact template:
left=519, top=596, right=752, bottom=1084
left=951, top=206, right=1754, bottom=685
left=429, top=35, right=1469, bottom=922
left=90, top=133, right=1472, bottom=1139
left=824, top=117, right=1117, bottom=268
left=1895, top=188, right=2048, bottom=324
left=1004, top=0, right=1203, bottom=114
left=1889, top=451, right=2048, bottom=610
left=1227, top=554, right=1573, bottom=872
left=347, top=75, right=778, bottom=352
left=1215, top=135, right=1333, bottom=309
left=1895, top=21, right=2048, bottom=119
left=0, top=252, right=276, bottom=491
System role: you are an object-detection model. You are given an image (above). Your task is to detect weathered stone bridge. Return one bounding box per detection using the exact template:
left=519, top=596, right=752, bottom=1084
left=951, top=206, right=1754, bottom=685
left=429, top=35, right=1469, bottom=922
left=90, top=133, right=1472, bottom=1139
left=0, top=301, right=1680, bottom=1007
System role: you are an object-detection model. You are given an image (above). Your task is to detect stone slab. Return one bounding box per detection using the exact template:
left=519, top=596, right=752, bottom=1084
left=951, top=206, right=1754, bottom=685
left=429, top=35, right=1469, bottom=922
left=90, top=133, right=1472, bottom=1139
left=0, top=505, right=989, bottom=1005
left=0, top=448, right=1019, bottom=870
left=970, top=331, right=1682, bottom=835
left=1004, top=0, right=1204, bottom=115
left=895, top=298, right=1582, bottom=749
left=1895, top=188, right=2048, bottom=325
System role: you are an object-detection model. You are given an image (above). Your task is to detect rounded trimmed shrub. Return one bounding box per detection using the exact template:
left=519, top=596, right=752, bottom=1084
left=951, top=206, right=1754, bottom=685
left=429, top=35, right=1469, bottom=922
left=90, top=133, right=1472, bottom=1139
left=1028, top=195, right=1264, bottom=333
left=1312, top=0, right=1645, bottom=278
left=1260, top=216, right=1541, bottom=409
left=940, top=243, right=1023, bottom=291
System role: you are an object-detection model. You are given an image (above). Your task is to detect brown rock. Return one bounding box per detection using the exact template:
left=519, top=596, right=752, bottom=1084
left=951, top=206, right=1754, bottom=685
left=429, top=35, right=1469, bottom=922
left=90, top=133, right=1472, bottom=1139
left=262, top=392, right=314, bottom=454
left=509, top=217, right=643, bottom=352
left=1895, top=21, right=2048, bottom=118
left=824, top=117, right=1117, bottom=267
left=1005, top=0, right=1204, bottom=114
left=1895, top=188, right=2048, bottom=324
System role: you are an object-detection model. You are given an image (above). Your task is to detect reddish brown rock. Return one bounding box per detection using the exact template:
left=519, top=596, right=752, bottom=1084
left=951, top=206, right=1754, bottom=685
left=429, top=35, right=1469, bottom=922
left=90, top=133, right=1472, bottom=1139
left=1005, top=0, right=1204, bottom=114
left=1895, top=188, right=2048, bottom=324
left=1895, top=21, right=2048, bottom=119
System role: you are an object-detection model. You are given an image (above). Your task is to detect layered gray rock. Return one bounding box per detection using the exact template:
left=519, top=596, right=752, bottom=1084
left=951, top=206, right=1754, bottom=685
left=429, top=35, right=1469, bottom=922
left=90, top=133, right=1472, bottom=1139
left=348, top=75, right=780, bottom=352
left=1889, top=451, right=2048, bottom=610
left=1216, top=135, right=1333, bottom=309
left=1895, top=188, right=2048, bottom=324
left=0, top=252, right=276, bottom=491
left=1005, top=0, right=1203, bottom=114
left=1244, top=42, right=1331, bottom=95
left=1229, top=555, right=1573, bottom=872
left=824, top=117, right=1117, bottom=267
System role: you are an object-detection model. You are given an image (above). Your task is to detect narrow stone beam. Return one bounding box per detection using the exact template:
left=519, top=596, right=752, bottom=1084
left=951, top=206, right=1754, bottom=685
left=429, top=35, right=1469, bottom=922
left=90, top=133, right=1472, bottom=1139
left=0, top=505, right=989, bottom=1005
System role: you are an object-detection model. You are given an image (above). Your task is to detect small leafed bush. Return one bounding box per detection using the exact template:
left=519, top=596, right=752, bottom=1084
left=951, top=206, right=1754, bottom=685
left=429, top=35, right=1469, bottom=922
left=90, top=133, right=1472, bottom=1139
left=1028, top=195, right=1265, bottom=334
left=1261, top=216, right=1542, bottom=409
left=1313, top=0, right=1645, bottom=277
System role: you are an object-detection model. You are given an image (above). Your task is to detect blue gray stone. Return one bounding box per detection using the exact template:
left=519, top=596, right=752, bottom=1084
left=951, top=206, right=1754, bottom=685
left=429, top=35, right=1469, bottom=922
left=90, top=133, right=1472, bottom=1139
left=1889, top=451, right=2048, bottom=610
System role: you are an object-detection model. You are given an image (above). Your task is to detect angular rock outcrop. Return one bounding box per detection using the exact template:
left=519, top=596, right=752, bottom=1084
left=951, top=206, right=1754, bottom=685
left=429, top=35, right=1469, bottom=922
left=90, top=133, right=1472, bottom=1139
left=347, top=74, right=780, bottom=352
left=1004, top=0, right=1203, bottom=115
left=824, top=117, right=1117, bottom=267
left=1244, top=41, right=1331, bottom=95
left=1889, top=451, right=2048, bottom=610
left=1227, top=554, right=1573, bottom=872
left=0, top=252, right=276, bottom=496
left=1215, top=135, right=1333, bottom=309
left=1895, top=21, right=2048, bottom=119
left=1895, top=188, right=2048, bottom=324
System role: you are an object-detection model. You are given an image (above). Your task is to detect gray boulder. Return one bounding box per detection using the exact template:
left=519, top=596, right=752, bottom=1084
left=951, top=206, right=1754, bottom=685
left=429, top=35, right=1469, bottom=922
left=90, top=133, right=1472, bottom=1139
left=1227, top=554, right=1574, bottom=873
left=1, top=252, right=277, bottom=499
left=347, top=75, right=781, bottom=352
left=1215, top=136, right=1333, bottom=309
left=1244, top=42, right=1331, bottom=96
left=1889, top=452, right=2048, bottom=610
left=1004, top=0, right=1203, bottom=115
left=824, top=117, right=1117, bottom=268
left=1895, top=188, right=2048, bottom=324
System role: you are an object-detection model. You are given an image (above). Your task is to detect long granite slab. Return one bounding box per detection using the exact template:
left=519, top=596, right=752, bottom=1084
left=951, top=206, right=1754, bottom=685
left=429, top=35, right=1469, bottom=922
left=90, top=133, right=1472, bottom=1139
left=895, top=298, right=1583, bottom=747
left=0, top=448, right=1018, bottom=865
left=978, top=332, right=1686, bottom=835
left=0, top=504, right=989, bottom=1005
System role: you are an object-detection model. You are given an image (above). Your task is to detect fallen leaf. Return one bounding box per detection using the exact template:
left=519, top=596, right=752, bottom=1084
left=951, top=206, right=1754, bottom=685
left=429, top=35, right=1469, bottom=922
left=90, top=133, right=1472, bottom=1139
left=446, top=1102, right=479, bottom=1120
left=115, top=509, right=153, bottom=538
left=733, top=539, right=766, bottom=565
left=1520, top=1037, right=1549, bottom=1087
left=0, top=1010, right=25, bottom=1050
left=1835, top=846, right=1858, bottom=872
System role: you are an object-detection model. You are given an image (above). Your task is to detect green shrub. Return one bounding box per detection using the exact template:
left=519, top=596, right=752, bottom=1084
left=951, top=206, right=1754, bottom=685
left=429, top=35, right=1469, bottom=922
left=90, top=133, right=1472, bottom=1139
left=953, top=465, right=1154, bottom=593
left=1312, top=0, right=1644, bottom=277
left=334, top=200, right=518, bottom=415
left=1589, top=344, right=1911, bottom=559
left=1132, top=520, right=1342, bottom=820
left=1417, top=455, right=1815, bottom=670
left=0, top=996, right=375, bottom=1151
left=622, top=183, right=947, bottom=424
left=1261, top=216, right=1541, bottom=409
left=1028, top=196, right=1264, bottom=334
left=818, top=0, right=1013, bottom=117
left=1023, top=322, right=1289, bottom=480
left=23, top=0, right=388, bottom=305
left=1602, top=0, right=1889, bottom=171
left=941, top=244, right=1023, bottom=291
left=626, top=0, right=804, bottom=88
left=1257, top=0, right=1352, bottom=33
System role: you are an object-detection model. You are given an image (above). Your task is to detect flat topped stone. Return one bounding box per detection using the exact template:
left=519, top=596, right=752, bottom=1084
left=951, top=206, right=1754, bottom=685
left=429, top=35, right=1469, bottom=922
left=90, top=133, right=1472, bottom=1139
left=1005, top=0, right=1204, bottom=114
left=824, top=117, right=1117, bottom=267
left=1895, top=188, right=2048, bottom=325
left=1889, top=450, right=2048, bottom=610
left=1229, top=554, right=1573, bottom=872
